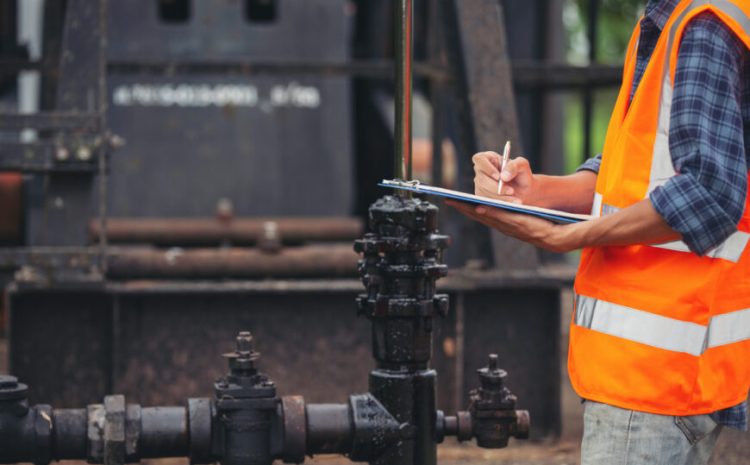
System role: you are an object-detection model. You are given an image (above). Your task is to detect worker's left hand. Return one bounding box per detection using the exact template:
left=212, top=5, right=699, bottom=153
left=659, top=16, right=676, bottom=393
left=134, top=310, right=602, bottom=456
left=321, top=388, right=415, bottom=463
left=446, top=200, right=580, bottom=253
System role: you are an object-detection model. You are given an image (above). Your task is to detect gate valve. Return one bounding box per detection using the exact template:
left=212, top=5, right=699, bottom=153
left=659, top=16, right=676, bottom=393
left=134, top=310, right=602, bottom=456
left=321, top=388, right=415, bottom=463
left=468, top=354, right=530, bottom=448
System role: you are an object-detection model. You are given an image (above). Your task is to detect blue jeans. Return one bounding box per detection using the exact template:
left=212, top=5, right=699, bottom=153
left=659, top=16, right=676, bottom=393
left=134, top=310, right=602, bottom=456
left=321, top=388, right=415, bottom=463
left=581, top=401, right=723, bottom=465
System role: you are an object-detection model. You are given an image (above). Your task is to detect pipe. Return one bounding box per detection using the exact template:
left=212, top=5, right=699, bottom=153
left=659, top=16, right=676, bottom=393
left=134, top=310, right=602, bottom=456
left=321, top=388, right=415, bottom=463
left=51, top=409, right=87, bottom=459
left=305, top=404, right=353, bottom=454
left=89, top=217, right=363, bottom=246
left=394, top=0, right=413, bottom=181
left=140, top=407, right=189, bottom=458
left=106, top=244, right=359, bottom=279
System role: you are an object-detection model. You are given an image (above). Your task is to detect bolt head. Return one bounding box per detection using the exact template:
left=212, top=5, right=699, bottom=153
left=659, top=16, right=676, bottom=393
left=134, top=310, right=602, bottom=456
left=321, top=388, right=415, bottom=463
left=236, top=331, right=253, bottom=349
left=488, top=354, right=498, bottom=370
left=55, top=146, right=70, bottom=161
left=76, top=146, right=92, bottom=161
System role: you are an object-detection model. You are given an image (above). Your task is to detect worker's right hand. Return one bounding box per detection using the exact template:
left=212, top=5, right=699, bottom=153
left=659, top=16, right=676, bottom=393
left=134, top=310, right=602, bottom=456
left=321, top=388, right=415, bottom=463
left=472, top=152, right=536, bottom=204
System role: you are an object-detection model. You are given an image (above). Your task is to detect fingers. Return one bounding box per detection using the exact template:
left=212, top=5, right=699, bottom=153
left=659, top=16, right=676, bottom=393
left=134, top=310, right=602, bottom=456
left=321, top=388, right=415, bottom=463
left=472, top=151, right=502, bottom=181
left=500, top=156, right=529, bottom=183
left=474, top=171, right=500, bottom=197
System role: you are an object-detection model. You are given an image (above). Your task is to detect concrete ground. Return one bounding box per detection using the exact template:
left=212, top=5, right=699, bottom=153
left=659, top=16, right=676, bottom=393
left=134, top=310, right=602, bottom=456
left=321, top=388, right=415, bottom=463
left=1, top=294, right=748, bottom=464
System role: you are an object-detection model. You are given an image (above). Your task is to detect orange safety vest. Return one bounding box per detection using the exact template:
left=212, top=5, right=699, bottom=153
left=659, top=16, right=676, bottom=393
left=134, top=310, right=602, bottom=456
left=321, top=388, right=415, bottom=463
left=570, top=0, right=750, bottom=416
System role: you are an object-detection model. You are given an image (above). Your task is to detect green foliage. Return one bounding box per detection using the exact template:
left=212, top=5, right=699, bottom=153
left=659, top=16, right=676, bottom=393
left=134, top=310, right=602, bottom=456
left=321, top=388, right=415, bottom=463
left=567, top=0, right=646, bottom=64
left=563, top=0, right=647, bottom=174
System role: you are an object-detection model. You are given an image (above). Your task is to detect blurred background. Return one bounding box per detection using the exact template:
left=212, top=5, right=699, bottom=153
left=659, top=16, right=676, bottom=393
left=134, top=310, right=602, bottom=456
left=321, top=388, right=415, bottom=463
left=0, top=1, right=747, bottom=464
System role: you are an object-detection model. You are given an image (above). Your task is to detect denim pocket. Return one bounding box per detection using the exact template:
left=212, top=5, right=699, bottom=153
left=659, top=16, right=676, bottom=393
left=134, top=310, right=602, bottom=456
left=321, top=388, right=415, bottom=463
left=674, top=414, right=718, bottom=445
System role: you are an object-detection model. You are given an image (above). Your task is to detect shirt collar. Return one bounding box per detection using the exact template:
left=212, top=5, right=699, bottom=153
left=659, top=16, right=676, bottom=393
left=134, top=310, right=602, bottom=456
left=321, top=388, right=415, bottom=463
left=644, top=0, right=680, bottom=30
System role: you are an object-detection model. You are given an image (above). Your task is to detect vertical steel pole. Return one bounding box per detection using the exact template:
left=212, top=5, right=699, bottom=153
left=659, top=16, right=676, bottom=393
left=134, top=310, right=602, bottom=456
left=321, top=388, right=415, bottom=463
left=394, top=0, right=413, bottom=181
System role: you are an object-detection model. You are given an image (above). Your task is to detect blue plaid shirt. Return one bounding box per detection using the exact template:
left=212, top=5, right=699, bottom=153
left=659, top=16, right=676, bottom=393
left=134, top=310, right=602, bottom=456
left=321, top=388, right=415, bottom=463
left=578, top=0, right=749, bottom=430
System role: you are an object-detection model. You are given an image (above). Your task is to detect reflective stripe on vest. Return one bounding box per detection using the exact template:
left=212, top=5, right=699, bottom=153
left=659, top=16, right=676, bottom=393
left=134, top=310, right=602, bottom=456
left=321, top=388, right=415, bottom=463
left=575, top=294, right=750, bottom=356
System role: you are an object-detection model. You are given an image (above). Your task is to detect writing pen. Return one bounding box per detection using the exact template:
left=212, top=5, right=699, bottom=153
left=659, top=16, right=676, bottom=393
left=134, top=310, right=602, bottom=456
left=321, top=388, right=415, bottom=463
left=497, top=140, right=511, bottom=195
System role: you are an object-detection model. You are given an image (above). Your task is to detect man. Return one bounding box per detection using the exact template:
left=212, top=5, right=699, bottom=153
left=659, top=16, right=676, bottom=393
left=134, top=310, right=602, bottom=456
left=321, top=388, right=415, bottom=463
left=448, top=1, right=750, bottom=464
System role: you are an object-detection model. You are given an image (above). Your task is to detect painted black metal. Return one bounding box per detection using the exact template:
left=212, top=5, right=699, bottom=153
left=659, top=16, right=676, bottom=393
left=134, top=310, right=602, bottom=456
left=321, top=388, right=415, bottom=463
left=51, top=409, right=88, bottom=459
left=104, top=0, right=354, bottom=219
left=24, top=0, right=109, bottom=247
left=305, top=403, right=351, bottom=454
left=468, top=355, right=530, bottom=448
left=0, top=376, right=53, bottom=465
left=355, top=195, right=446, bottom=465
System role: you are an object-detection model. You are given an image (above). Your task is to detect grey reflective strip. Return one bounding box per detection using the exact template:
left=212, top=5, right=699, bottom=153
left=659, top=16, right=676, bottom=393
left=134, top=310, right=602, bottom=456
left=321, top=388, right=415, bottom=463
left=601, top=203, right=619, bottom=216
left=709, top=307, right=750, bottom=347
left=575, top=294, right=750, bottom=355
left=592, top=192, right=603, bottom=217
left=575, top=294, right=707, bottom=356
left=652, top=231, right=750, bottom=262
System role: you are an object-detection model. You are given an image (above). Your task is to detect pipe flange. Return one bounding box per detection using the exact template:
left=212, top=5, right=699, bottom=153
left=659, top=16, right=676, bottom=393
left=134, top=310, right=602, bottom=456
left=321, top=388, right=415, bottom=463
left=88, top=403, right=105, bottom=462
left=104, top=395, right=126, bottom=465
left=456, top=411, right=473, bottom=442
left=281, top=396, right=307, bottom=463
left=33, top=405, right=53, bottom=465
left=88, top=395, right=130, bottom=465
left=188, top=398, right=213, bottom=464
left=125, top=404, right=141, bottom=462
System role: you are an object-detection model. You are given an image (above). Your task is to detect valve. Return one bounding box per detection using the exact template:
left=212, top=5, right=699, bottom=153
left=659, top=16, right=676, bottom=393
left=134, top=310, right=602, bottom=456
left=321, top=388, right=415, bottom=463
left=214, top=331, right=279, bottom=465
left=469, top=354, right=530, bottom=448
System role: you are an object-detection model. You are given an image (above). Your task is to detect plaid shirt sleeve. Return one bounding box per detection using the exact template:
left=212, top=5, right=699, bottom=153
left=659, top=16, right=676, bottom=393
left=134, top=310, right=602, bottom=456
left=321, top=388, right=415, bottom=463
left=648, top=13, right=749, bottom=255
left=577, top=154, right=601, bottom=174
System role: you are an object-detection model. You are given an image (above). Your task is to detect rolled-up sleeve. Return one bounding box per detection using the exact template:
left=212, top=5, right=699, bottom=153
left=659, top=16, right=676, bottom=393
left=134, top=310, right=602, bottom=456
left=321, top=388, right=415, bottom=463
left=577, top=154, right=602, bottom=174
left=648, top=14, right=748, bottom=255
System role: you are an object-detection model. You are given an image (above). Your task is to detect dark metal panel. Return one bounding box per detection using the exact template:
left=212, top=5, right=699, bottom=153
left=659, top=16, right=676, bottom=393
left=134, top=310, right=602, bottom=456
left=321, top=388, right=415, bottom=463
left=108, top=0, right=354, bottom=62
left=8, top=289, right=112, bottom=407
left=111, top=292, right=373, bottom=405
left=103, top=0, right=355, bottom=218
left=26, top=0, right=106, bottom=246
left=105, top=74, right=353, bottom=217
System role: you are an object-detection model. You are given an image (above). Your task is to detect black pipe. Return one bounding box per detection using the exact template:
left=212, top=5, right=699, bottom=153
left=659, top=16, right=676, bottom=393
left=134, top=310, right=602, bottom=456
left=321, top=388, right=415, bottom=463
left=305, top=404, right=353, bottom=454
left=51, top=409, right=87, bottom=459
left=140, top=407, right=189, bottom=458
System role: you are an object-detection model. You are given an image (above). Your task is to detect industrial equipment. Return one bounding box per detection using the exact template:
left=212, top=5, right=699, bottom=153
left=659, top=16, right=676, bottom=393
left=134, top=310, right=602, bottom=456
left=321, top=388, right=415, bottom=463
left=0, top=0, right=581, bottom=445
left=1, top=191, right=529, bottom=465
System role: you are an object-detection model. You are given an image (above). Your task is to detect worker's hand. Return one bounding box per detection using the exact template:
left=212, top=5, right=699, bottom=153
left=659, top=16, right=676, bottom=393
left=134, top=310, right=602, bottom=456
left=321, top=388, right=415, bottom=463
left=445, top=200, right=582, bottom=253
left=472, top=152, right=536, bottom=204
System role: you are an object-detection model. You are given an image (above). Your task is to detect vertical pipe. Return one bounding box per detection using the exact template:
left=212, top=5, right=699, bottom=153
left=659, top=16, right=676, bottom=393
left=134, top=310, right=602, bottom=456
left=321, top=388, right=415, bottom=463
left=428, top=0, right=443, bottom=186
left=97, top=0, right=109, bottom=273
left=394, top=0, right=413, bottom=181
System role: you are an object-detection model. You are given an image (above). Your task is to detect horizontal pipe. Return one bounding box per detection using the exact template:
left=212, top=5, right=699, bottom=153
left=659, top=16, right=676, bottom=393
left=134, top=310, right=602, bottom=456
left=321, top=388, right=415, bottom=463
left=106, top=245, right=359, bottom=279
left=306, top=404, right=353, bottom=454
left=89, top=217, right=363, bottom=246
left=52, top=409, right=88, bottom=459
left=140, top=407, right=189, bottom=458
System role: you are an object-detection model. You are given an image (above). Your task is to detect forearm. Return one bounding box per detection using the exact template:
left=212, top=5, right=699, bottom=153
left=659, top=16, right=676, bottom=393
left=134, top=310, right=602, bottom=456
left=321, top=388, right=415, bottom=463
left=531, top=171, right=597, bottom=214
left=561, top=198, right=681, bottom=249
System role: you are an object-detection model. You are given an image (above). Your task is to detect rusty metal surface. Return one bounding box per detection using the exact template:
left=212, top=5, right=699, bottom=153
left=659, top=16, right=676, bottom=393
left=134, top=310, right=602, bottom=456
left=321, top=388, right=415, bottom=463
left=90, top=217, right=363, bottom=246
left=106, top=245, right=359, bottom=279
left=0, top=174, right=21, bottom=243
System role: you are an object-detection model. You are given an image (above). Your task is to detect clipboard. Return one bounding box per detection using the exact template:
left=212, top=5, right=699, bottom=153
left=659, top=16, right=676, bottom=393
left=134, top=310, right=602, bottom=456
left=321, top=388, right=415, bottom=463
left=379, top=179, right=593, bottom=224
